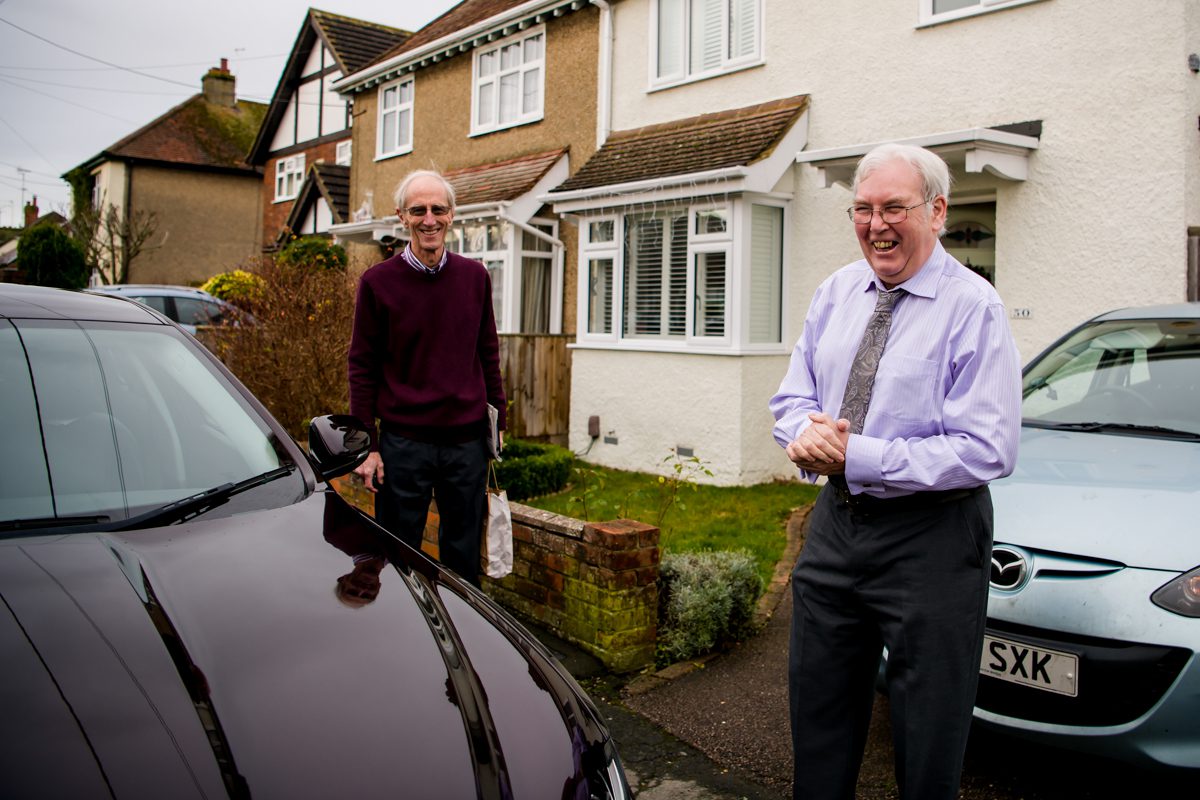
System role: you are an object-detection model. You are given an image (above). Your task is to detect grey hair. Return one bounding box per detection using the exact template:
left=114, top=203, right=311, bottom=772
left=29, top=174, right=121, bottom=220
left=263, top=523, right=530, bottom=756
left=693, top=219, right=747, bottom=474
left=853, top=143, right=951, bottom=205
left=393, top=169, right=456, bottom=211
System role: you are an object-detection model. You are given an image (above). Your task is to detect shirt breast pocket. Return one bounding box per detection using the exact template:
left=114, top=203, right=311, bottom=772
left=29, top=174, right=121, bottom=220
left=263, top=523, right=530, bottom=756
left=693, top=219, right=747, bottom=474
left=874, top=355, right=938, bottom=425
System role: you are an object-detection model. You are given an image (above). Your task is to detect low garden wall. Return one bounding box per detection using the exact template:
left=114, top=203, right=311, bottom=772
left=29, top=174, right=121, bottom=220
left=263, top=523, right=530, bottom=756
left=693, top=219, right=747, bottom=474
left=331, top=476, right=660, bottom=672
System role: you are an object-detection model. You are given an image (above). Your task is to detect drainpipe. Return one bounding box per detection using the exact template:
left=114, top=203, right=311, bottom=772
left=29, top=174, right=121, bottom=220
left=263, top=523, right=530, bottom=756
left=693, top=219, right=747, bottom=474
left=590, top=0, right=613, bottom=148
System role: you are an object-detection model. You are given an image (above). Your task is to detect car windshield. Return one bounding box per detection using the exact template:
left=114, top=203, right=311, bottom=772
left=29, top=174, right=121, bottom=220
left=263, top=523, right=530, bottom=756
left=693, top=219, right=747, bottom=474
left=1021, top=316, right=1200, bottom=437
left=1, top=318, right=296, bottom=530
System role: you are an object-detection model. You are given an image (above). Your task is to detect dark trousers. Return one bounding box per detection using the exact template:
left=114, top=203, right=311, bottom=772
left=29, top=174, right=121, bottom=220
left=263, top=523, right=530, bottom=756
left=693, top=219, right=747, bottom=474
left=789, top=484, right=993, bottom=800
left=377, top=432, right=489, bottom=586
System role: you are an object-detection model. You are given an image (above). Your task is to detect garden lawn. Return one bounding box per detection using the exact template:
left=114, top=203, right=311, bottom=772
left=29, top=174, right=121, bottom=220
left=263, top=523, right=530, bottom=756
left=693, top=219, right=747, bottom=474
left=522, top=463, right=819, bottom=588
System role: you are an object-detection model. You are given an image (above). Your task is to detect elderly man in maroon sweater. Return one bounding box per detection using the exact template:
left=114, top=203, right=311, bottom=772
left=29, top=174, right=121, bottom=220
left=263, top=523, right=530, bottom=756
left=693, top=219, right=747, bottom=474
left=348, top=169, right=506, bottom=586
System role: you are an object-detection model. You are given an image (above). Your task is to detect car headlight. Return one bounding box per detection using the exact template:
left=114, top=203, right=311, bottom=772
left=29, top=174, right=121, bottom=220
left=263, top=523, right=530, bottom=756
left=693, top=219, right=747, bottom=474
left=1151, top=566, right=1200, bottom=618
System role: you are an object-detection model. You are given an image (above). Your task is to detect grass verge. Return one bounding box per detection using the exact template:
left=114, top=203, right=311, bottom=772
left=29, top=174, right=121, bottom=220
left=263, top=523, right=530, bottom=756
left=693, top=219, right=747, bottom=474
left=521, top=463, right=819, bottom=588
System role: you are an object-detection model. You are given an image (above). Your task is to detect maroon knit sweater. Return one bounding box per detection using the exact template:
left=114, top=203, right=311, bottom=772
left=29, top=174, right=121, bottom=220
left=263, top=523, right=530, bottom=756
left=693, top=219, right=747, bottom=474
left=348, top=251, right=506, bottom=449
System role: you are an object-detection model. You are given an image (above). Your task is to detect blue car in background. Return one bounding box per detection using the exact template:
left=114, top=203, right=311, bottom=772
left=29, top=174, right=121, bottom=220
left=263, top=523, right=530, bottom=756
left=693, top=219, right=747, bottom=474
left=977, top=303, right=1200, bottom=768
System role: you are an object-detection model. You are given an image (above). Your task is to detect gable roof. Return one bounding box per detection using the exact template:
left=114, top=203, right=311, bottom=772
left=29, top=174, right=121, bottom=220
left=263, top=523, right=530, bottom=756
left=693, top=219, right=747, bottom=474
left=280, top=162, right=350, bottom=241
left=76, top=92, right=267, bottom=176
left=248, top=9, right=410, bottom=164
left=554, top=96, right=809, bottom=194
left=446, top=148, right=568, bottom=206
left=336, top=0, right=587, bottom=94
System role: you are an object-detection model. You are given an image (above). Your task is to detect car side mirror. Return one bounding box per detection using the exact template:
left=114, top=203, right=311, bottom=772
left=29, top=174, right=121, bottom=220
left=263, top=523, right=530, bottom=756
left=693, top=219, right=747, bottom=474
left=308, top=415, right=371, bottom=480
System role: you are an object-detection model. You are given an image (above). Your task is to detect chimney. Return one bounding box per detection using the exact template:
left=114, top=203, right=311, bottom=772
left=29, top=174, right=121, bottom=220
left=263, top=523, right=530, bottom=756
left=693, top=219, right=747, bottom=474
left=23, top=196, right=38, bottom=228
left=202, top=58, right=236, bottom=108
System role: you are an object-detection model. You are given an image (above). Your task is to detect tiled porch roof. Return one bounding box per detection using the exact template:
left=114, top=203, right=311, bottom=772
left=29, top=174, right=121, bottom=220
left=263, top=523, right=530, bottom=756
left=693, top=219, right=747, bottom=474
left=554, top=95, right=809, bottom=193
left=446, top=148, right=568, bottom=206
left=281, top=163, right=350, bottom=241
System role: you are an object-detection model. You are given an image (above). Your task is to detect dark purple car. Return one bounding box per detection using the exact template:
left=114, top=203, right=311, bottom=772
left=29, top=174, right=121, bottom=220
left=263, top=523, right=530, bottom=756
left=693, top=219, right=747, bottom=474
left=0, top=283, right=630, bottom=798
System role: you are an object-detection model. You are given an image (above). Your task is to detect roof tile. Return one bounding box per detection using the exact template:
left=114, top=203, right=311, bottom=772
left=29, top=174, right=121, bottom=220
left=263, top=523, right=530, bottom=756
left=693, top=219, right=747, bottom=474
left=446, top=148, right=568, bottom=206
left=555, top=95, right=809, bottom=193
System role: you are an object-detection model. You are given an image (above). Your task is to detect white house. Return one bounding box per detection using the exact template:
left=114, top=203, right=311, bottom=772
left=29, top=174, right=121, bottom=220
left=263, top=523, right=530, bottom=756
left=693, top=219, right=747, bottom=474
left=549, top=0, right=1200, bottom=485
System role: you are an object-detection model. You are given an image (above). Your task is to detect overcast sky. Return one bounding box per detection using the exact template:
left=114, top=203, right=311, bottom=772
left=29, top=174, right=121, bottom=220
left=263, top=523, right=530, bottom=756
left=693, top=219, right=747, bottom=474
left=0, top=0, right=460, bottom=227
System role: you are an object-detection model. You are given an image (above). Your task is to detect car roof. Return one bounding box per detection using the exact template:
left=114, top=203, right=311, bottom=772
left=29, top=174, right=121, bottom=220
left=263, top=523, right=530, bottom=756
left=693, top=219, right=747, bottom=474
left=1, top=283, right=168, bottom=324
left=1090, top=302, right=1200, bottom=322
left=90, top=284, right=216, bottom=297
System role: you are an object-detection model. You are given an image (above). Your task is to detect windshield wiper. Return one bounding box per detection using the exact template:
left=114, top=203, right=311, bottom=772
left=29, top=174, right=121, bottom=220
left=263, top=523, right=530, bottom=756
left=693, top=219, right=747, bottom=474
left=0, top=515, right=110, bottom=534
left=1027, top=420, right=1200, bottom=440
left=112, top=464, right=298, bottom=531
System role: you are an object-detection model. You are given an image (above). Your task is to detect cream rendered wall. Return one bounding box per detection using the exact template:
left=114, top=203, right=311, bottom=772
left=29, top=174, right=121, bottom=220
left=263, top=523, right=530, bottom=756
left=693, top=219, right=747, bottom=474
left=577, top=0, right=1196, bottom=484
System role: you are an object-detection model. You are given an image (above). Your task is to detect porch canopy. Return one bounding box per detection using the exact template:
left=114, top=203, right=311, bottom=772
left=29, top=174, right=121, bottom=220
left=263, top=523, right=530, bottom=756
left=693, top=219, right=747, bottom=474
left=280, top=162, right=349, bottom=243
left=546, top=95, right=810, bottom=213
left=795, top=122, right=1041, bottom=189
left=329, top=147, right=569, bottom=246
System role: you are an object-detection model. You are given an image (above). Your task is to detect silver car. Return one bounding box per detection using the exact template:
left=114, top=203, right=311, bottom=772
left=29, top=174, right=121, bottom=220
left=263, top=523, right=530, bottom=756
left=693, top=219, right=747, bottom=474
left=87, top=284, right=246, bottom=334
left=977, top=303, right=1200, bottom=768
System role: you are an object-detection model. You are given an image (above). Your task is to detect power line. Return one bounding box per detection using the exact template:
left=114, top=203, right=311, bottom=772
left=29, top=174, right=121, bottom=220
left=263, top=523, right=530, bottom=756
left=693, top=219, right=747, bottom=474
left=0, top=52, right=288, bottom=72
left=0, top=15, right=199, bottom=89
left=0, top=75, right=142, bottom=125
left=0, top=71, right=194, bottom=96
left=0, top=114, right=55, bottom=172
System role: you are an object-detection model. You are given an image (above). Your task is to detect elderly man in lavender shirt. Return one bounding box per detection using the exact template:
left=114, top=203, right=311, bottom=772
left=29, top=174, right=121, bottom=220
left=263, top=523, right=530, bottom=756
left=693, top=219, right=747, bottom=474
left=770, top=143, right=1021, bottom=800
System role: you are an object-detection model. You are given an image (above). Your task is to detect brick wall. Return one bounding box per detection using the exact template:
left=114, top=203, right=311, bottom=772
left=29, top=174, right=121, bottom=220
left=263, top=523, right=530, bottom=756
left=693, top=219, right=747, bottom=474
left=330, top=475, right=660, bottom=673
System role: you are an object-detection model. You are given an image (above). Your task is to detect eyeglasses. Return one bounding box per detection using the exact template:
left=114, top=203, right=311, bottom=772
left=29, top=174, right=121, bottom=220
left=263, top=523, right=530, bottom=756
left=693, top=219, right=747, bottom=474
left=846, top=202, right=927, bottom=225
left=403, top=205, right=451, bottom=218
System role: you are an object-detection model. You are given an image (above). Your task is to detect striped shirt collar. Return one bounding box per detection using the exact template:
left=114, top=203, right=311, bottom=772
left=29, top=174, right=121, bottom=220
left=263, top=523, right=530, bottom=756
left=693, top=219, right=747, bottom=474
left=401, top=243, right=448, bottom=275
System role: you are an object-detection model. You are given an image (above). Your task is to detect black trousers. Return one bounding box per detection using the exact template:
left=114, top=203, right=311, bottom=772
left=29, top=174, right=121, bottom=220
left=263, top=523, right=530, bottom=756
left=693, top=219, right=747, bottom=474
left=377, top=432, right=489, bottom=586
left=789, top=483, right=993, bottom=800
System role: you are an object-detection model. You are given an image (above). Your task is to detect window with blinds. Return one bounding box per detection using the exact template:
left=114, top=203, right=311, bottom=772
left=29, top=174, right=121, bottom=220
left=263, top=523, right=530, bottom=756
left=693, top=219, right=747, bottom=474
left=624, top=214, right=689, bottom=338
left=749, top=204, right=783, bottom=343
left=473, top=27, right=545, bottom=135
left=655, top=0, right=761, bottom=85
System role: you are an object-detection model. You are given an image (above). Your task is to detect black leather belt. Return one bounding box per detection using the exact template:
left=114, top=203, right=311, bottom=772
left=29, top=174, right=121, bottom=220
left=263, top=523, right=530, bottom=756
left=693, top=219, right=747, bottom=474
left=826, top=475, right=981, bottom=518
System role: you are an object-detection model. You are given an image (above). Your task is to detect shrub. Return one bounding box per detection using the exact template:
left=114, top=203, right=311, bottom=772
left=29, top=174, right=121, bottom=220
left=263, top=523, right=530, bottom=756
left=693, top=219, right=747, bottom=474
left=276, top=235, right=347, bottom=272
left=493, top=440, right=573, bottom=501
left=656, top=550, right=763, bottom=665
left=201, top=269, right=264, bottom=308
left=198, top=256, right=356, bottom=440
left=19, top=224, right=87, bottom=290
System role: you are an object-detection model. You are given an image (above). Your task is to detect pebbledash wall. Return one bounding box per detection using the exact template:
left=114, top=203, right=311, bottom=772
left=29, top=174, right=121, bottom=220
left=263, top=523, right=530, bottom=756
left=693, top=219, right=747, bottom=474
left=332, top=477, right=659, bottom=672
left=565, top=0, right=1200, bottom=487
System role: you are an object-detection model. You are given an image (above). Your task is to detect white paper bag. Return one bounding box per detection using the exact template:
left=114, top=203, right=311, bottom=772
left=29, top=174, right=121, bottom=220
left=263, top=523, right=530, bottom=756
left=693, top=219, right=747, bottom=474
left=485, top=483, right=513, bottom=579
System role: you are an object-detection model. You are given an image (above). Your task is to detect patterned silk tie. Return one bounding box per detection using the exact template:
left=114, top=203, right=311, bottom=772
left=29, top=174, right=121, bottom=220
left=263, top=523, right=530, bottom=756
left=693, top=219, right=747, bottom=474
left=839, top=288, right=905, bottom=435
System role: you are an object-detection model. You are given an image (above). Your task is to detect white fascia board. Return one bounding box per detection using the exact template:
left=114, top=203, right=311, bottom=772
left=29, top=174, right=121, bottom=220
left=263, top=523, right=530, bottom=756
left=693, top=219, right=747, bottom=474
left=796, top=127, right=1040, bottom=189
left=508, top=153, right=570, bottom=222
left=329, top=215, right=402, bottom=244
left=742, top=108, right=808, bottom=195
left=332, top=0, right=582, bottom=95
left=544, top=166, right=748, bottom=215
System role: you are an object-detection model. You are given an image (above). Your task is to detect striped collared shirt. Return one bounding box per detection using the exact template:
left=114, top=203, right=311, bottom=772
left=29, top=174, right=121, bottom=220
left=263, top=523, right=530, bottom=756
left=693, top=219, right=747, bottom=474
left=401, top=244, right=448, bottom=275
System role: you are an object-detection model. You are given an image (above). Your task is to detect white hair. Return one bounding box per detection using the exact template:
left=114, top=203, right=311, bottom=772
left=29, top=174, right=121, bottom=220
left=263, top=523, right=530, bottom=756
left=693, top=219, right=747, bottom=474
left=393, top=169, right=456, bottom=211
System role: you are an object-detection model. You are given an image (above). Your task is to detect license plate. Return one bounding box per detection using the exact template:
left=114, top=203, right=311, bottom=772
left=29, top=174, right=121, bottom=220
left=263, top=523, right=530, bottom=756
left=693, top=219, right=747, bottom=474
left=980, top=634, right=1079, bottom=697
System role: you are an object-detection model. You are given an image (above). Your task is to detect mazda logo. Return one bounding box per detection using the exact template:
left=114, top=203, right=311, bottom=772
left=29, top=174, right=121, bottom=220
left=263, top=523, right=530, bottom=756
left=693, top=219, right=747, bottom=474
left=990, top=547, right=1028, bottom=590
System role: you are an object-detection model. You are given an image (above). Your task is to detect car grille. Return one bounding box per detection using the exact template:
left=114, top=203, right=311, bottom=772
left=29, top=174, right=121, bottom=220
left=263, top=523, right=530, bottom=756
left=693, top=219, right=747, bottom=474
left=976, top=620, right=1191, bottom=727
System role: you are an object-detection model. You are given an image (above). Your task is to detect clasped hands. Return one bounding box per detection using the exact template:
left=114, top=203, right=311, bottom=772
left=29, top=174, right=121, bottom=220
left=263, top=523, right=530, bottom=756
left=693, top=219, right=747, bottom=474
left=785, top=412, right=850, bottom=476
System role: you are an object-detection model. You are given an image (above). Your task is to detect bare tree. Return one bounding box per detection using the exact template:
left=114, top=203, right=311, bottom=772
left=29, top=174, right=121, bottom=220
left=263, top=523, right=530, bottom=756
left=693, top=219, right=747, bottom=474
left=71, top=200, right=161, bottom=285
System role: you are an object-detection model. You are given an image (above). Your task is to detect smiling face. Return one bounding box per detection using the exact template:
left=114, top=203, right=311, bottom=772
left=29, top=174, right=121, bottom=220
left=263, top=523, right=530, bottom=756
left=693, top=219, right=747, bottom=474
left=398, top=175, right=454, bottom=265
left=852, top=158, right=946, bottom=288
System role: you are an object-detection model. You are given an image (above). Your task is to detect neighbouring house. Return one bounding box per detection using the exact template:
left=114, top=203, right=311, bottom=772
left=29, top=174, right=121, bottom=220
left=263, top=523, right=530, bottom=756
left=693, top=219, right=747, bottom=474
left=0, top=197, right=69, bottom=283
left=329, top=0, right=605, bottom=442
left=246, top=9, right=410, bottom=248
left=544, top=0, right=1200, bottom=485
left=65, top=62, right=267, bottom=286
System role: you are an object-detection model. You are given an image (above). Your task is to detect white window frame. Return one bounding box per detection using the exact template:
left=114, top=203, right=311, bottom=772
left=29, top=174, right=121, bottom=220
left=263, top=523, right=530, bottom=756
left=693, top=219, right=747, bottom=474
left=376, top=76, right=414, bottom=160
left=575, top=198, right=789, bottom=353
left=581, top=217, right=619, bottom=341
left=471, top=26, right=546, bottom=136
left=918, top=0, right=1048, bottom=27
left=517, top=218, right=562, bottom=334
left=651, top=0, right=763, bottom=90
left=273, top=153, right=305, bottom=202
left=335, top=140, right=352, bottom=166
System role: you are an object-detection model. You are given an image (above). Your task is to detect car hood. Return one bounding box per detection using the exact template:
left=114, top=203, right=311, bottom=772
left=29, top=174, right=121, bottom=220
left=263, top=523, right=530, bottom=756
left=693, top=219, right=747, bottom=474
left=0, top=489, right=610, bottom=799
left=991, top=426, right=1200, bottom=572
